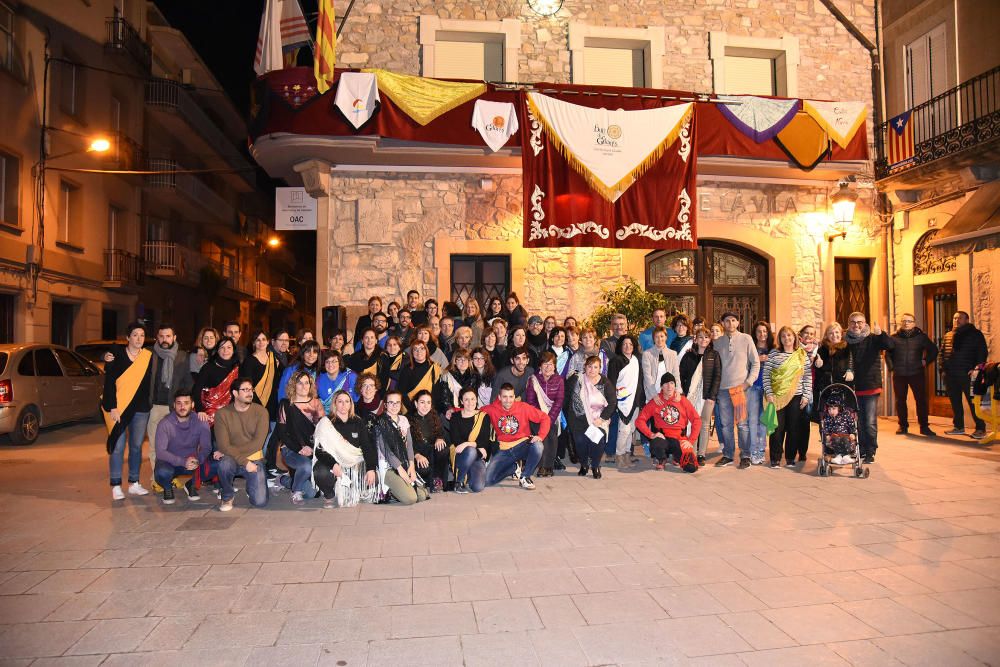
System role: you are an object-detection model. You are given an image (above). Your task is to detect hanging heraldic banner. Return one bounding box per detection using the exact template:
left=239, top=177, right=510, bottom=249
left=275, top=187, right=318, bottom=230
left=520, top=91, right=698, bottom=250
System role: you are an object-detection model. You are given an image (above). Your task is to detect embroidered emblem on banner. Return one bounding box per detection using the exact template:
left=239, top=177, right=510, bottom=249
left=527, top=186, right=610, bottom=241
left=526, top=93, right=693, bottom=203
left=364, top=69, right=486, bottom=126
left=802, top=100, right=867, bottom=148
left=471, top=100, right=519, bottom=152
left=715, top=95, right=799, bottom=143
left=334, top=72, right=380, bottom=130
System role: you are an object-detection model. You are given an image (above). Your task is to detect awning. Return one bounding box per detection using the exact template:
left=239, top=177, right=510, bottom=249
left=930, top=180, right=1000, bottom=246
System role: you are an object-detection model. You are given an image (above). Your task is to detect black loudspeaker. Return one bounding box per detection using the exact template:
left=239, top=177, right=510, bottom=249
left=322, top=305, right=347, bottom=344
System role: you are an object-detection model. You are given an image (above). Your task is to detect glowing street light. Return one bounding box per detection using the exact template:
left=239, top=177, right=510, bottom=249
left=267, top=236, right=281, bottom=248
left=88, top=137, right=112, bottom=153
left=827, top=180, right=857, bottom=241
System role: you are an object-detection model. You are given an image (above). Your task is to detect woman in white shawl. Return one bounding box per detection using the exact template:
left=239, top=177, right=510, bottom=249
left=312, top=391, right=379, bottom=508
left=606, top=334, right=645, bottom=470
left=565, top=355, right=617, bottom=479
left=678, top=329, right=722, bottom=467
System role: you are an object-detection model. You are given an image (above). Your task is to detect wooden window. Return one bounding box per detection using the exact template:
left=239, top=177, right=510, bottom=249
left=0, top=149, right=18, bottom=226
left=450, top=254, right=510, bottom=311
left=834, top=258, right=870, bottom=328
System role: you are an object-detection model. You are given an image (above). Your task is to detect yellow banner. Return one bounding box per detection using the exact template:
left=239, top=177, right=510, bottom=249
left=365, top=69, right=486, bottom=126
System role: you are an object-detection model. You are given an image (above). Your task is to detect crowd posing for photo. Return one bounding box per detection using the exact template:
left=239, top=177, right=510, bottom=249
left=100, top=288, right=989, bottom=510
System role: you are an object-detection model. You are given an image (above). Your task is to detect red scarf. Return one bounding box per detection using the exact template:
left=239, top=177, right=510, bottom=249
left=201, top=366, right=239, bottom=427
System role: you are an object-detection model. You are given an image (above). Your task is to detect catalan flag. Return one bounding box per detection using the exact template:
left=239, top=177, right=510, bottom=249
left=886, top=110, right=915, bottom=170
left=314, top=0, right=336, bottom=94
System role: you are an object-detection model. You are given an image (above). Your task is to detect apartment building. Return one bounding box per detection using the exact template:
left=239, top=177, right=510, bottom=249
left=0, top=0, right=308, bottom=347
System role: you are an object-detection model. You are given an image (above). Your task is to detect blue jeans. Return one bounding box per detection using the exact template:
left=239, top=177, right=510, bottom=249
left=485, top=440, right=543, bottom=485
left=455, top=447, right=486, bottom=492
left=857, top=394, right=880, bottom=458
left=218, top=455, right=269, bottom=506
left=153, top=459, right=219, bottom=491
left=280, top=446, right=316, bottom=497
left=746, top=385, right=766, bottom=462
left=715, top=389, right=750, bottom=460
left=605, top=415, right=620, bottom=456
left=109, top=411, right=150, bottom=485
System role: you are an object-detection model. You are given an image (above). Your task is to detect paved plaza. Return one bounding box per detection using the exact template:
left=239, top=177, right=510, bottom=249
left=0, top=417, right=998, bottom=666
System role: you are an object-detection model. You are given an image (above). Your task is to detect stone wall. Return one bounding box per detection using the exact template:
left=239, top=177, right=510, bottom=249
left=335, top=0, right=875, bottom=105
left=972, top=247, right=999, bottom=357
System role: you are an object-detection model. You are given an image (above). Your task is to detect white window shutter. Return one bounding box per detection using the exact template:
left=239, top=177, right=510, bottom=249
left=583, top=46, right=642, bottom=87
left=723, top=55, right=775, bottom=95
left=434, top=41, right=486, bottom=80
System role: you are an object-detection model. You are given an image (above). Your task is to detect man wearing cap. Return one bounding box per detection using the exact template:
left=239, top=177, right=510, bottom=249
left=635, top=373, right=701, bottom=472
left=526, top=315, right=549, bottom=357
left=714, top=312, right=760, bottom=469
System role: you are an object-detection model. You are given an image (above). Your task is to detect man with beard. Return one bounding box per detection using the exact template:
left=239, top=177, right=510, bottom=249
left=153, top=390, right=213, bottom=505
left=223, top=321, right=247, bottom=363
left=213, top=377, right=271, bottom=511
left=396, top=310, right=415, bottom=346
left=405, top=290, right=427, bottom=326
left=888, top=313, right=938, bottom=436
left=526, top=316, right=548, bottom=357
left=271, top=329, right=291, bottom=368
left=491, top=347, right=534, bottom=401
left=941, top=311, right=988, bottom=439
left=845, top=312, right=893, bottom=463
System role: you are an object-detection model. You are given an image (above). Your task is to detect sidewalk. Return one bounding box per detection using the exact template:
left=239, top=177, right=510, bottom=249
left=0, top=418, right=997, bottom=666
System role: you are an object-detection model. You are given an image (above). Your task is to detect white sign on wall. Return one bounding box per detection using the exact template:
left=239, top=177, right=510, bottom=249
left=275, top=187, right=317, bottom=230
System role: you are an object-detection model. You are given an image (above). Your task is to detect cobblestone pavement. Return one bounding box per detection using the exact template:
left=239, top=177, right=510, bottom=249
left=0, top=416, right=998, bottom=666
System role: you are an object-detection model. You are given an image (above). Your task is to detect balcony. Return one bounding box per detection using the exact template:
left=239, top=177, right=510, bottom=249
left=145, top=78, right=253, bottom=175
left=143, top=158, right=234, bottom=224
left=255, top=281, right=271, bottom=302
left=104, top=132, right=146, bottom=172
left=876, top=65, right=1000, bottom=183
left=227, top=271, right=256, bottom=297
left=142, top=241, right=205, bottom=285
left=103, top=249, right=143, bottom=289
left=104, top=16, right=151, bottom=73
left=271, top=287, right=296, bottom=309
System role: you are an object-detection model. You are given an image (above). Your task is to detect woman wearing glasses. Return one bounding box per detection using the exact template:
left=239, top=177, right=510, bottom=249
left=370, top=390, right=430, bottom=505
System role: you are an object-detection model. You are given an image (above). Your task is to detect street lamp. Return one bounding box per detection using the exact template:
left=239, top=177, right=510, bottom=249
left=267, top=235, right=281, bottom=248
left=88, top=137, right=112, bottom=153
left=827, top=180, right=857, bottom=241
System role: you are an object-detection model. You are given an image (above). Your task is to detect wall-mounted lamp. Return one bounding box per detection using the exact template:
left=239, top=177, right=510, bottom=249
left=527, top=0, right=564, bottom=17
left=827, top=180, right=857, bottom=242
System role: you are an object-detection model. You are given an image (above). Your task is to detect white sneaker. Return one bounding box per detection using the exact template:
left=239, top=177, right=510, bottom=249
left=127, top=482, right=149, bottom=496
left=842, top=455, right=855, bottom=464
left=832, top=455, right=843, bottom=465
left=219, top=499, right=234, bottom=512
left=111, top=485, right=125, bottom=501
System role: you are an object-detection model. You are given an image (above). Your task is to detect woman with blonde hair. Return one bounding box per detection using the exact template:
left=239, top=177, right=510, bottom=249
left=274, top=370, right=325, bottom=505
left=463, top=298, right=485, bottom=344
left=312, top=390, right=379, bottom=508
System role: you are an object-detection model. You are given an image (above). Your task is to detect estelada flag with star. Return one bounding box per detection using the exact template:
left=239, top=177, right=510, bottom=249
left=886, top=111, right=915, bottom=170
left=313, top=0, right=336, bottom=94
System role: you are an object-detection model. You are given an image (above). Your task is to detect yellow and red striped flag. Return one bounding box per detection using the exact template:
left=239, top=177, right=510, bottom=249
left=314, top=0, right=336, bottom=94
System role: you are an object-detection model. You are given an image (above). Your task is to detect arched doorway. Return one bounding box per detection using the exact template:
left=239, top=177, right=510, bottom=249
left=645, top=241, right=769, bottom=325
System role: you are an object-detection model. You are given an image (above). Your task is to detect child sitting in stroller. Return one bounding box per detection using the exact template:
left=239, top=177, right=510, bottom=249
left=822, top=399, right=857, bottom=465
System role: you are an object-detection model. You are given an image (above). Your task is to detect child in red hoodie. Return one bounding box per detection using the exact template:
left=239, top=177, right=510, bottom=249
left=635, top=373, right=701, bottom=472
left=481, top=383, right=550, bottom=489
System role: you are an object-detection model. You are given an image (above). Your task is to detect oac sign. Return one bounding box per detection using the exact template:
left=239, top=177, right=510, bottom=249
left=275, top=187, right=318, bottom=230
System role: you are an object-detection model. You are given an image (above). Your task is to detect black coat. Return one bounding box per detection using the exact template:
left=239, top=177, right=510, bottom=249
left=847, top=331, right=893, bottom=392
left=941, top=323, right=988, bottom=376
left=606, top=354, right=646, bottom=420
left=888, top=328, right=938, bottom=377
left=679, top=348, right=722, bottom=402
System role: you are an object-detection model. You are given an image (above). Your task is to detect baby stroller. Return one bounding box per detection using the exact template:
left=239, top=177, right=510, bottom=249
left=816, top=383, right=870, bottom=479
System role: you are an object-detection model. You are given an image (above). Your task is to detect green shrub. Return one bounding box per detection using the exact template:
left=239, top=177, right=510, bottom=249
left=584, top=278, right=673, bottom=337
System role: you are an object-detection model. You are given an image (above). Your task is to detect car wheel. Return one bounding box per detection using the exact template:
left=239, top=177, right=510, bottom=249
left=9, top=405, right=40, bottom=446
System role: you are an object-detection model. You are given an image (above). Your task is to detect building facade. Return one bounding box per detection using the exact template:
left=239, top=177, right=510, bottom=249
left=876, top=0, right=999, bottom=420
left=253, top=0, right=884, bottom=341
left=0, top=0, right=310, bottom=348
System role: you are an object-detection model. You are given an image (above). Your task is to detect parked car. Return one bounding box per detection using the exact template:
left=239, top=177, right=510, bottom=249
left=0, top=344, right=104, bottom=445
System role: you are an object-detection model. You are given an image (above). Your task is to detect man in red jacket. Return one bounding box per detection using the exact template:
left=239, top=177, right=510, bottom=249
left=481, top=383, right=550, bottom=489
left=636, top=373, right=701, bottom=472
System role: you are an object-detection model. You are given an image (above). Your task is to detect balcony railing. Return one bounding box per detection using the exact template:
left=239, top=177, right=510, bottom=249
left=228, top=271, right=256, bottom=297
left=107, top=132, right=145, bottom=171
left=876, top=65, right=1000, bottom=179
left=255, top=281, right=271, bottom=302
left=145, top=78, right=249, bottom=170
left=104, top=16, right=151, bottom=72
left=144, top=158, right=234, bottom=223
left=271, top=287, right=296, bottom=309
left=143, top=241, right=205, bottom=284
left=103, top=249, right=143, bottom=286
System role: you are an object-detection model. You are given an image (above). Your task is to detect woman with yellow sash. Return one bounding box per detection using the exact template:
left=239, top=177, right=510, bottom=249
left=102, top=321, right=154, bottom=501
left=762, top=326, right=814, bottom=468
left=240, top=330, right=281, bottom=464
left=397, top=340, right=440, bottom=414
left=449, top=387, right=495, bottom=493
left=378, top=335, right=405, bottom=392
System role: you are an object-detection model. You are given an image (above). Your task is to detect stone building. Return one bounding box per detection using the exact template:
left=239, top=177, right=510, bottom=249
left=252, top=0, right=884, bottom=338
left=0, top=0, right=308, bottom=347
left=876, top=0, right=999, bottom=422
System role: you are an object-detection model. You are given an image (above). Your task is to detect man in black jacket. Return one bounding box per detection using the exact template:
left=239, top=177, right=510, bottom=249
left=888, top=314, right=938, bottom=436
left=941, top=311, right=988, bottom=439
left=846, top=312, right=894, bottom=463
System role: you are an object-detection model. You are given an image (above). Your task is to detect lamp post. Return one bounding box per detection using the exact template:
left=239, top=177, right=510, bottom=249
left=826, top=180, right=857, bottom=241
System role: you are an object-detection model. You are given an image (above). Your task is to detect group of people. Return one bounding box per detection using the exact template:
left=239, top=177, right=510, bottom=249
left=100, top=288, right=990, bottom=510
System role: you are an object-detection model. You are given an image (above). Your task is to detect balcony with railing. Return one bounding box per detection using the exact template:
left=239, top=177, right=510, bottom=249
left=142, top=241, right=205, bottom=285
left=104, top=16, right=151, bottom=72
left=103, top=249, right=143, bottom=289
left=143, top=158, right=235, bottom=224
left=255, top=281, right=271, bottom=303
left=876, top=65, right=1000, bottom=181
left=145, top=78, right=252, bottom=173
left=271, top=287, right=296, bottom=309
left=105, top=132, right=146, bottom=172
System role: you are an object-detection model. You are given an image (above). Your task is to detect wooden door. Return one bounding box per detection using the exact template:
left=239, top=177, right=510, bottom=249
left=923, top=282, right=957, bottom=417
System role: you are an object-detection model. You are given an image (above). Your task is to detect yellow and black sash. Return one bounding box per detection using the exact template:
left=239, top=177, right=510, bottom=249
left=103, top=348, right=152, bottom=453
left=254, top=351, right=275, bottom=405
left=406, top=362, right=441, bottom=403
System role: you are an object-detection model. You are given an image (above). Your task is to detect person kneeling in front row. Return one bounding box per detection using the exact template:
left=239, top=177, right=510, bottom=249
left=213, top=377, right=270, bottom=511
left=635, top=373, right=702, bottom=473
left=481, top=383, right=549, bottom=490
left=154, top=390, right=213, bottom=505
